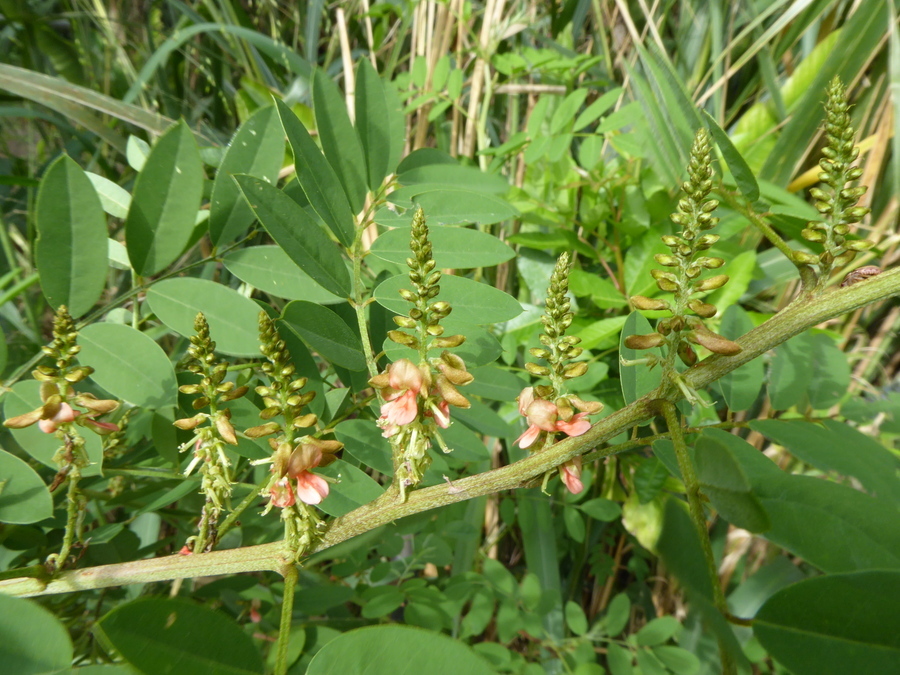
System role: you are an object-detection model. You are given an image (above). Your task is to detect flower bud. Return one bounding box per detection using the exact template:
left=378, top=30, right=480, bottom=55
left=694, top=275, right=729, bottom=292
left=654, top=254, right=679, bottom=267
left=431, top=334, right=466, bottom=348
left=563, top=361, right=588, bottom=379
left=244, top=422, right=280, bottom=438
left=393, top=316, right=416, bottom=328
left=292, top=413, right=318, bottom=428
left=525, top=362, right=551, bottom=377
left=215, top=414, right=238, bottom=445
left=624, top=333, right=665, bottom=350
left=425, top=324, right=444, bottom=336
left=630, top=295, right=669, bottom=311
left=388, top=330, right=419, bottom=347
left=686, top=327, right=741, bottom=355
left=687, top=299, right=717, bottom=318
left=677, top=342, right=697, bottom=366
left=436, top=375, right=470, bottom=408
left=792, top=251, right=819, bottom=264
left=174, top=415, right=205, bottom=431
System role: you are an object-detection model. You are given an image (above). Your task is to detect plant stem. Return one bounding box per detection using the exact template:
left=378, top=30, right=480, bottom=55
left=55, top=468, right=83, bottom=571
left=4, top=268, right=900, bottom=599
left=351, top=219, right=379, bottom=381
left=216, top=481, right=265, bottom=543
left=660, top=401, right=734, bottom=675
left=273, top=563, right=298, bottom=675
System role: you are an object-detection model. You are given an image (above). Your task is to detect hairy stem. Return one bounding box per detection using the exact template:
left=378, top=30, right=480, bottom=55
left=3, top=268, right=899, bottom=598
left=274, top=564, right=298, bottom=675
left=661, top=402, right=735, bottom=675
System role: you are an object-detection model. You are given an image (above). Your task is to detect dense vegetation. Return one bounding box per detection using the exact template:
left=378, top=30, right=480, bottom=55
left=0, top=2, right=899, bottom=674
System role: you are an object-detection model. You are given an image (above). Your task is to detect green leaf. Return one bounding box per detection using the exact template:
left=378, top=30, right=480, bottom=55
left=551, top=90, right=588, bottom=133
left=619, top=312, right=663, bottom=407
left=279, top=301, right=365, bottom=371
left=125, top=120, right=204, bottom=276
left=568, top=269, right=628, bottom=308
left=706, top=427, right=900, bottom=573
left=85, top=171, right=131, bottom=219
left=652, top=645, right=699, bottom=675
left=397, top=158, right=510, bottom=194
left=754, top=571, right=900, bottom=675
left=806, top=332, right=851, bottom=409
left=636, top=616, right=681, bottom=646
left=579, top=498, right=621, bottom=522
left=606, top=643, right=634, bottom=675
left=702, top=110, right=760, bottom=202
left=78, top=323, right=177, bottom=408
left=222, top=246, right=344, bottom=304
left=316, top=459, right=385, bottom=517
left=370, top=226, right=515, bottom=269
left=466, top=365, right=527, bottom=401
left=209, top=105, right=285, bottom=245
left=3, top=380, right=104, bottom=475
left=276, top=100, right=354, bottom=247
left=0, top=594, right=73, bottom=675
left=388, top=187, right=518, bottom=226
left=455, top=399, right=514, bottom=438
left=715, top=305, right=762, bottom=411
left=374, top=274, right=522, bottom=325
left=604, top=593, right=631, bottom=637
left=574, top=88, right=623, bottom=131
left=306, top=625, right=493, bottom=675
left=694, top=434, right=770, bottom=533
left=233, top=174, right=351, bottom=297
left=565, top=600, right=589, bottom=636
left=35, top=155, right=108, bottom=318
left=334, top=419, right=394, bottom=475
left=146, top=278, right=263, bottom=357
left=0, top=449, right=52, bottom=524
left=768, top=331, right=814, bottom=410
left=355, top=60, right=405, bottom=190
left=634, top=456, right=668, bottom=504
left=575, top=316, right=628, bottom=351
left=312, top=70, right=368, bottom=213
left=94, top=597, right=264, bottom=675
left=749, top=419, right=900, bottom=503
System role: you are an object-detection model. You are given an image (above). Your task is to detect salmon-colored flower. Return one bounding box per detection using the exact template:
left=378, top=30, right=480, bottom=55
left=267, top=438, right=341, bottom=508
left=37, top=402, right=77, bottom=434
left=559, top=456, right=584, bottom=495
left=515, top=387, right=597, bottom=449
left=372, top=359, right=426, bottom=437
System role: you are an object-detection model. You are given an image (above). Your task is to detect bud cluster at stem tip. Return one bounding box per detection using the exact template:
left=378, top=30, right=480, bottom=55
left=794, top=76, right=873, bottom=284
left=516, top=253, right=602, bottom=495
left=625, top=128, right=740, bottom=372
left=371, top=207, right=474, bottom=501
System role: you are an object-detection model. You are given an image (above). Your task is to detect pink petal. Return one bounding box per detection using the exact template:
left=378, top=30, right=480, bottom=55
left=269, top=477, right=295, bottom=508
left=86, top=419, right=119, bottom=432
left=516, top=424, right=542, bottom=449
left=560, top=458, right=584, bottom=494
left=431, top=400, right=451, bottom=428
left=517, top=387, right=535, bottom=416
left=526, top=399, right=559, bottom=431
left=381, top=389, right=418, bottom=426
left=388, top=358, right=423, bottom=393
left=294, top=471, right=330, bottom=505
left=38, top=419, right=58, bottom=434
left=55, top=403, right=77, bottom=423
left=556, top=413, right=591, bottom=438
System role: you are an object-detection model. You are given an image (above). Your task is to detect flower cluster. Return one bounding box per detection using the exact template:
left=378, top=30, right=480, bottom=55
left=794, top=76, right=873, bottom=286
left=4, top=307, right=120, bottom=441
left=174, top=313, right=248, bottom=552
left=370, top=208, right=473, bottom=500
left=516, top=254, right=601, bottom=494
left=624, top=128, right=740, bottom=401
left=247, top=312, right=341, bottom=559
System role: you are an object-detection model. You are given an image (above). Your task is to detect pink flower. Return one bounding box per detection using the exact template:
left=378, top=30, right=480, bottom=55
left=515, top=388, right=596, bottom=449
left=269, top=476, right=296, bottom=508
left=428, top=399, right=451, bottom=428
left=560, top=457, right=584, bottom=495
left=294, top=470, right=330, bottom=505
left=267, top=438, right=342, bottom=508
left=375, top=359, right=426, bottom=436
left=37, top=402, right=76, bottom=434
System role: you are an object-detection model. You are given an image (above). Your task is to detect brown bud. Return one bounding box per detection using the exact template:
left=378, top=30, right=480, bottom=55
left=624, top=333, right=665, bottom=350
left=687, top=299, right=717, bottom=318
left=388, top=330, right=419, bottom=347
left=221, top=385, right=249, bottom=402
left=436, top=375, right=470, bottom=408
left=74, top=394, right=120, bottom=414
left=677, top=342, right=697, bottom=366
left=3, top=408, right=43, bottom=429
left=393, top=315, right=416, bottom=329
left=525, top=362, right=551, bottom=377
left=173, top=415, right=205, bottom=431
left=244, top=422, right=280, bottom=438
left=686, top=327, right=741, bottom=355
left=179, top=384, right=202, bottom=395
left=630, top=296, right=669, bottom=311
left=694, top=275, right=728, bottom=292
left=215, top=414, right=238, bottom=445
left=292, top=413, right=319, bottom=428
left=563, top=361, right=588, bottom=379
left=568, top=396, right=603, bottom=414
left=431, top=334, right=466, bottom=349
